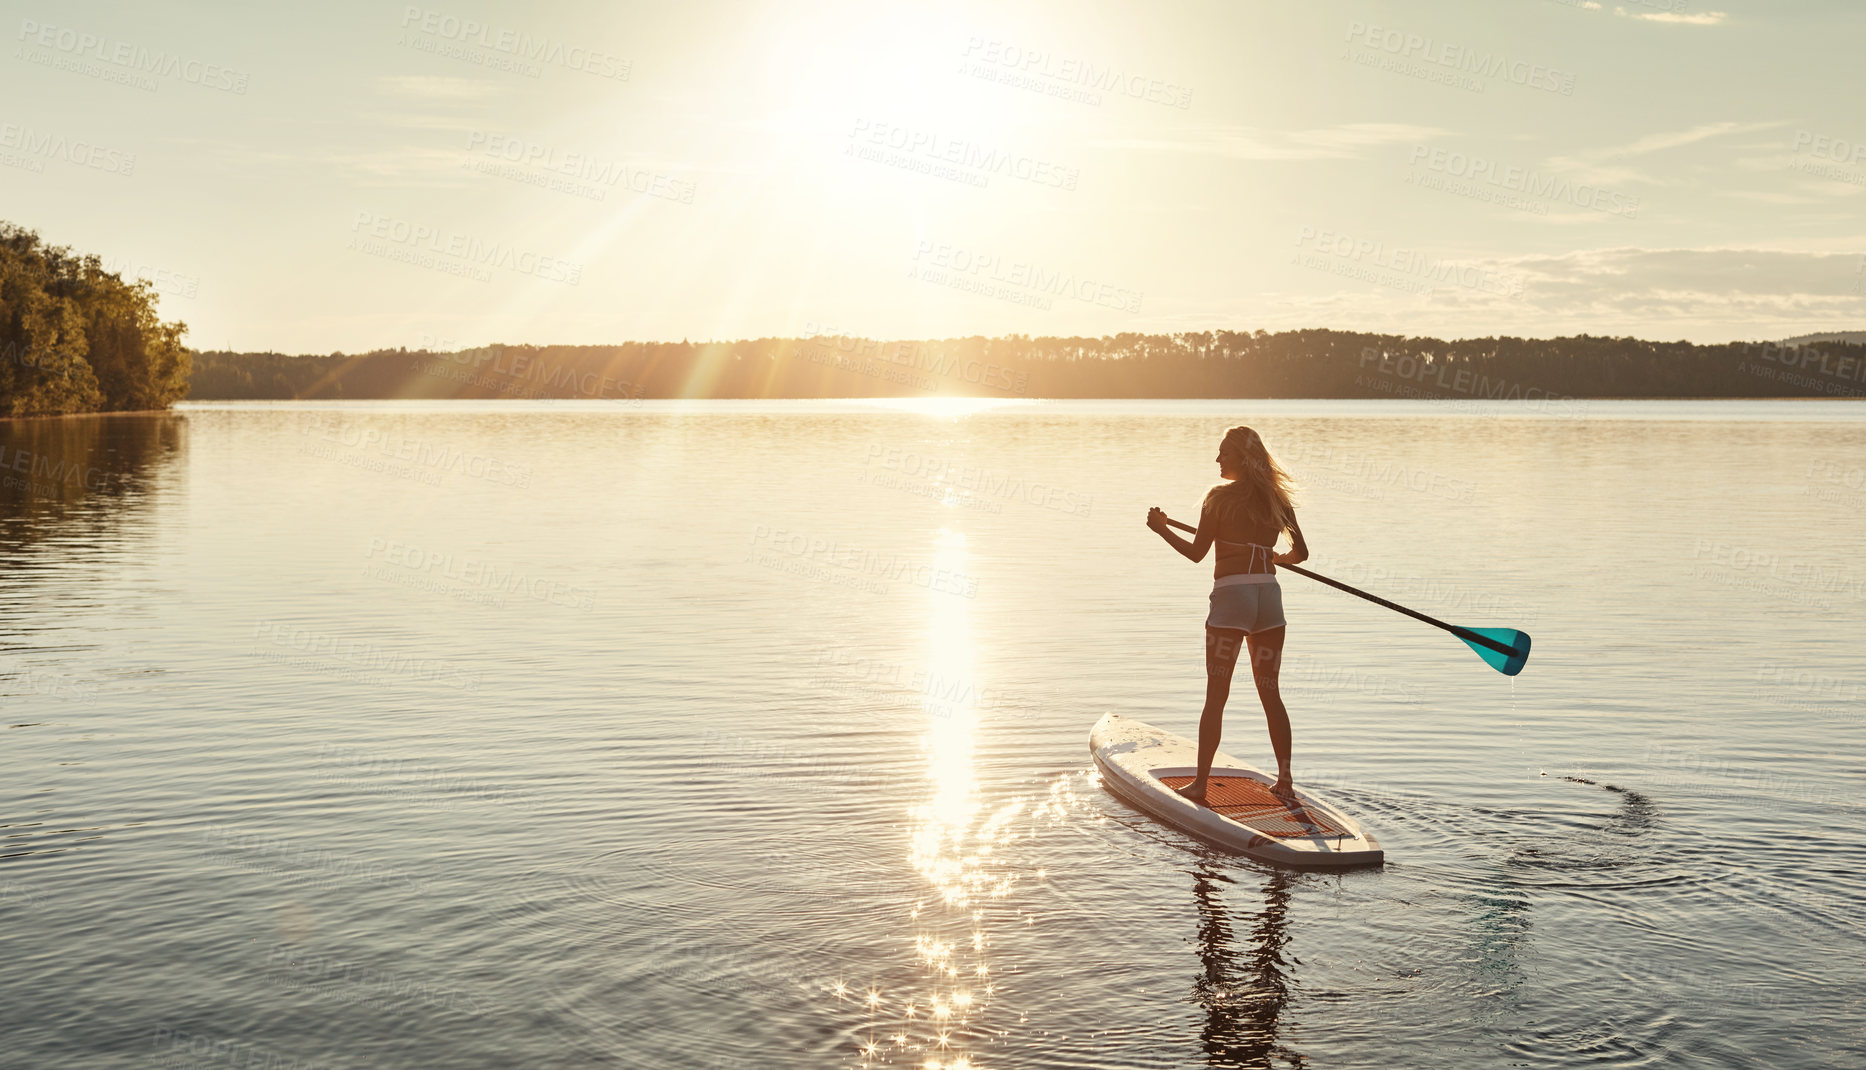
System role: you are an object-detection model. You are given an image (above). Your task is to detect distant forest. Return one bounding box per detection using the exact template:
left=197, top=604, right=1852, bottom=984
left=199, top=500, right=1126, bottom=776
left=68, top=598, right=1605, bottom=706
left=6, top=215, right=1863, bottom=415
left=1, top=224, right=191, bottom=418
left=189, top=330, right=1866, bottom=402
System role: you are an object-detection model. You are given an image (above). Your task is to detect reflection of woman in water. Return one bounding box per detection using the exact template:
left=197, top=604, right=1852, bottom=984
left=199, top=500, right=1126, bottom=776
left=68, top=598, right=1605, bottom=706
left=1147, top=426, right=1307, bottom=802
left=1190, top=867, right=1303, bottom=1068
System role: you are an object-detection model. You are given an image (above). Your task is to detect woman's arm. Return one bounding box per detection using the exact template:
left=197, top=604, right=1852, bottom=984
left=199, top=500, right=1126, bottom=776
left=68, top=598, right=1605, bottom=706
left=1275, top=512, right=1309, bottom=566
left=1147, top=505, right=1212, bottom=563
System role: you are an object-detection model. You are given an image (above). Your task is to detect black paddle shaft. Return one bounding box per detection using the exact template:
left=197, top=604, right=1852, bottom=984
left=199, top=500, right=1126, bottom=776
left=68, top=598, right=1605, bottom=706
left=1160, top=517, right=1516, bottom=657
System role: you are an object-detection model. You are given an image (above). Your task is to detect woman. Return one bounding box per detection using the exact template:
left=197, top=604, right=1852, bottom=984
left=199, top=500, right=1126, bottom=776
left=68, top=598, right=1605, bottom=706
left=1146, top=425, right=1307, bottom=803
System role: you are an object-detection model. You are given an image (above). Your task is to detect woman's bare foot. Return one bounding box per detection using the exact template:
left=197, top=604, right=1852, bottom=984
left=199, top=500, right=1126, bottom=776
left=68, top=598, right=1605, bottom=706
left=1174, top=781, right=1209, bottom=804
left=1270, top=776, right=1295, bottom=798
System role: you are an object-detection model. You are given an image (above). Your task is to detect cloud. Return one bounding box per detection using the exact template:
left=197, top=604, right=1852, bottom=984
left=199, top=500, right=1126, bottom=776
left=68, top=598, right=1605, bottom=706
left=1260, top=247, right=1866, bottom=342
left=1615, top=8, right=1729, bottom=24
left=326, top=147, right=472, bottom=183
left=1546, top=121, right=1787, bottom=184
left=1494, top=247, right=1866, bottom=339
left=376, top=75, right=499, bottom=100
left=1607, top=121, right=1784, bottom=159
left=1722, top=190, right=1828, bottom=206
left=365, top=112, right=485, bottom=133
left=1510, top=247, right=1863, bottom=299
left=1094, top=122, right=1446, bottom=162
left=1537, top=158, right=1655, bottom=187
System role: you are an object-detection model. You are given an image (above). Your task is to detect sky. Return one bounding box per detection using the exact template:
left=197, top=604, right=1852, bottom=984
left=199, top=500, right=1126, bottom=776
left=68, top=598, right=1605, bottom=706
left=2, top=0, right=1863, bottom=352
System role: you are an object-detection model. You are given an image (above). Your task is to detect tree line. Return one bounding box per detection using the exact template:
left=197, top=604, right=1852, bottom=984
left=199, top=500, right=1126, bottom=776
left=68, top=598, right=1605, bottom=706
left=188, top=330, right=1866, bottom=402
left=0, top=223, right=192, bottom=418
left=5, top=216, right=1859, bottom=413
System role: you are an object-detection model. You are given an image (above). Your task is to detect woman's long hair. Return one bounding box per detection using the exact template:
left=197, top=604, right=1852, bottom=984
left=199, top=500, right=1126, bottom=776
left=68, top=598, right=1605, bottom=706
left=1205, top=426, right=1297, bottom=539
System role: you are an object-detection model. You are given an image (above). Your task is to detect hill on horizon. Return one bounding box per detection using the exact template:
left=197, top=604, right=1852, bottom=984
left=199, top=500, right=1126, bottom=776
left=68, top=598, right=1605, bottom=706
left=1779, top=331, right=1866, bottom=345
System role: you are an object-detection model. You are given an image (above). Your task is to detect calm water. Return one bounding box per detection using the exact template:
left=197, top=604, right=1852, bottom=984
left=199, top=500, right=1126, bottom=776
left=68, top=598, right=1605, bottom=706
left=3, top=399, right=1863, bottom=1069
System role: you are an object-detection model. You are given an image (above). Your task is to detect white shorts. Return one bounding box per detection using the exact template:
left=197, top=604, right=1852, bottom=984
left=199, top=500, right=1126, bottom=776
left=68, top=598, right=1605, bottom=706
left=1206, top=573, right=1285, bottom=633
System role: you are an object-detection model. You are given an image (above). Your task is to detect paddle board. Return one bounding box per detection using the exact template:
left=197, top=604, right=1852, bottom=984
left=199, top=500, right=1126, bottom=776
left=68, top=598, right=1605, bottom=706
left=1090, top=712, right=1383, bottom=869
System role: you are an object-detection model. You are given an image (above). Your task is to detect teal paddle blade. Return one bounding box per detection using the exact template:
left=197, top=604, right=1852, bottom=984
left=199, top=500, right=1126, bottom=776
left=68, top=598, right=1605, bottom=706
left=1458, top=627, right=1531, bottom=676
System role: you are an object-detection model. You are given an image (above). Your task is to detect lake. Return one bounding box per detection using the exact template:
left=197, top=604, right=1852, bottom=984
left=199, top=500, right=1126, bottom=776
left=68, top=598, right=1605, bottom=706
left=3, top=398, right=1863, bottom=1068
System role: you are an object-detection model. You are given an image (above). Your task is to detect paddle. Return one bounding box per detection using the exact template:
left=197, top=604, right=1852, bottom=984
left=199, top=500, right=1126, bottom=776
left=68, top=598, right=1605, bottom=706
left=1161, top=516, right=1531, bottom=676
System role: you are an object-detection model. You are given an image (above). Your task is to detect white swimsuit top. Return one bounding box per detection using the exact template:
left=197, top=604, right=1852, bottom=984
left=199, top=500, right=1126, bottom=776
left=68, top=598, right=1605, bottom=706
left=1214, top=538, right=1278, bottom=585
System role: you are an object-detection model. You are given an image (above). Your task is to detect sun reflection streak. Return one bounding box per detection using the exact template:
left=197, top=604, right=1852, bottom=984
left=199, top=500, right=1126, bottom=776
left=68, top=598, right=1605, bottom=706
left=860, top=396, right=1031, bottom=420
left=826, top=527, right=1048, bottom=1067
left=900, top=528, right=1020, bottom=1066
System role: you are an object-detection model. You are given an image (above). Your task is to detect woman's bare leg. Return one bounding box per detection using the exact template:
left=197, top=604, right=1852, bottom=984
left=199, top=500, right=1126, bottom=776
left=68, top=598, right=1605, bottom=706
left=1245, top=625, right=1292, bottom=794
left=1176, top=626, right=1246, bottom=803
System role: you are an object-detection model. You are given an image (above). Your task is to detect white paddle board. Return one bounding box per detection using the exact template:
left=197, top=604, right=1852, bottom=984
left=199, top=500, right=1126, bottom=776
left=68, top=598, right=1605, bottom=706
left=1090, top=712, right=1383, bottom=869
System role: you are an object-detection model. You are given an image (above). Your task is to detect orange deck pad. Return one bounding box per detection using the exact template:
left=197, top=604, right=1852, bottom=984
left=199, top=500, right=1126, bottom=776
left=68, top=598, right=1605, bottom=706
left=1157, top=775, right=1349, bottom=839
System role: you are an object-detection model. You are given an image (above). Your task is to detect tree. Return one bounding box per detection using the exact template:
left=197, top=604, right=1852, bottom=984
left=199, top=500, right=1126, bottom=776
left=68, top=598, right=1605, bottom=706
left=0, top=222, right=192, bottom=417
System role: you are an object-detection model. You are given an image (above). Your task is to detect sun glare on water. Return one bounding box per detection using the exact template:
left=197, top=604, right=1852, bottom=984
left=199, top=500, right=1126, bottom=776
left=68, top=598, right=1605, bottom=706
left=863, top=396, right=1032, bottom=420
left=830, top=527, right=1031, bottom=1066
left=914, top=529, right=982, bottom=888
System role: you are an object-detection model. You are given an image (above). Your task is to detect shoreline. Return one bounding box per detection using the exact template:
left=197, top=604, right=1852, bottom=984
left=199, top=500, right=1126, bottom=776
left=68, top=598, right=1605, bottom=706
left=0, top=407, right=180, bottom=424
left=6, top=394, right=1862, bottom=425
